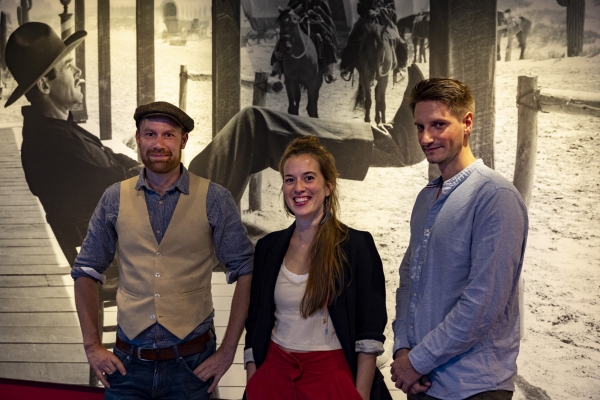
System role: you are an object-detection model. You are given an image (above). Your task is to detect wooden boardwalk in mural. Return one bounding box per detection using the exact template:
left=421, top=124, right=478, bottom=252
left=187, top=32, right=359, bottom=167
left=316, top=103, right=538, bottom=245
left=0, top=123, right=404, bottom=399
left=0, top=123, right=246, bottom=398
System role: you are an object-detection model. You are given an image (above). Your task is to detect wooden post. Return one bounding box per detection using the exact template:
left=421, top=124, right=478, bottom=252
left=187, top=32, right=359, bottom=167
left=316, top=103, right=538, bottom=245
left=0, top=12, right=6, bottom=70
left=212, top=0, right=240, bottom=138
left=179, top=65, right=188, bottom=112
left=429, top=0, right=497, bottom=180
left=73, top=0, right=88, bottom=122
left=98, top=0, right=111, bottom=140
left=513, top=75, right=538, bottom=340
left=136, top=0, right=154, bottom=106
left=513, top=75, right=538, bottom=209
left=249, top=72, right=268, bottom=212
left=505, top=31, right=513, bottom=62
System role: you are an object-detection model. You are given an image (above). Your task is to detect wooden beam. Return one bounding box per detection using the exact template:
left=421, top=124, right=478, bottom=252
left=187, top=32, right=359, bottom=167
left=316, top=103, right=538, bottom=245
left=429, top=0, right=497, bottom=173
left=98, top=0, right=111, bottom=139
left=538, top=88, right=600, bottom=118
left=212, top=0, right=240, bottom=137
left=136, top=0, right=155, bottom=106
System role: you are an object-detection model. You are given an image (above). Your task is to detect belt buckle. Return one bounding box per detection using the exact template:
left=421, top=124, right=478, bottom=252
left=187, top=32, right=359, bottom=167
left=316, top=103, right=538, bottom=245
left=137, top=346, right=152, bottom=361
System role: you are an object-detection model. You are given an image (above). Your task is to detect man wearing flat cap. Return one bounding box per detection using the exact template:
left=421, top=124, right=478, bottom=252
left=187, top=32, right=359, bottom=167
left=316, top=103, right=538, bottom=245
left=72, top=100, right=253, bottom=399
left=4, top=22, right=141, bottom=268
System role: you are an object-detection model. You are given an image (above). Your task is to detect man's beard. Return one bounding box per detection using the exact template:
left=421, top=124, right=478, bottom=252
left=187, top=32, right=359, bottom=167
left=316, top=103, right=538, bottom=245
left=142, top=148, right=181, bottom=174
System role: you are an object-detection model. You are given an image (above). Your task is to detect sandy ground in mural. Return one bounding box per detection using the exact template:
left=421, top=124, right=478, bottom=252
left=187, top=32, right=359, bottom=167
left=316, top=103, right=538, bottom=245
left=1, top=25, right=599, bottom=399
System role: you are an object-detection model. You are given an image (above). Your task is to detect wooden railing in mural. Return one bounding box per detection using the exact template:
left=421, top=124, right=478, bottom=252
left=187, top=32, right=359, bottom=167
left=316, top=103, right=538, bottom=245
left=513, top=75, right=600, bottom=337
left=178, top=66, right=283, bottom=211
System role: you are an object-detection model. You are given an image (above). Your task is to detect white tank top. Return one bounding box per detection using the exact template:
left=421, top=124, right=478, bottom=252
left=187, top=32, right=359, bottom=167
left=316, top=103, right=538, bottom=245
left=271, top=262, right=342, bottom=351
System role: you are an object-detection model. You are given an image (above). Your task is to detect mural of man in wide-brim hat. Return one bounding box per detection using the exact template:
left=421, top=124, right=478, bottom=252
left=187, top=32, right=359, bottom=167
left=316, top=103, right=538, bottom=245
left=4, top=22, right=141, bottom=266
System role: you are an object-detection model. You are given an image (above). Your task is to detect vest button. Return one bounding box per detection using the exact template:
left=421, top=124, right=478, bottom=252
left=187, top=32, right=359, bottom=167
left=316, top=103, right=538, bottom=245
left=156, top=252, right=161, bottom=257
left=158, top=201, right=163, bottom=205
left=155, top=294, right=160, bottom=298
left=155, top=273, right=160, bottom=278
left=150, top=314, right=156, bottom=319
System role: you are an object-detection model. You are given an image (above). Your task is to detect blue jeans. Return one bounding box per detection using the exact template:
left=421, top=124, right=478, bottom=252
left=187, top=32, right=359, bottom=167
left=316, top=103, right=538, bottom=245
left=104, top=337, right=216, bottom=399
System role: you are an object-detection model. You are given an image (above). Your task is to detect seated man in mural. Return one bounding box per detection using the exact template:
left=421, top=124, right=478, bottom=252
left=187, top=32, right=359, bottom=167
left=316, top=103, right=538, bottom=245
left=271, top=0, right=338, bottom=83
left=4, top=22, right=141, bottom=268
left=341, top=0, right=407, bottom=82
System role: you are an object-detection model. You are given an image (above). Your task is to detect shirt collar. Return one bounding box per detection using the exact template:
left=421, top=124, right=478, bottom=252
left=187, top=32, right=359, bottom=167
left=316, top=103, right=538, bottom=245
left=135, top=163, right=189, bottom=195
left=425, top=159, right=484, bottom=190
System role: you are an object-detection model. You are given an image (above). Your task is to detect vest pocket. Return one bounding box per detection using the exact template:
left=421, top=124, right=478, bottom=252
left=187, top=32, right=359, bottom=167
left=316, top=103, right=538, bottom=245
left=178, top=286, right=207, bottom=296
left=120, top=285, right=141, bottom=299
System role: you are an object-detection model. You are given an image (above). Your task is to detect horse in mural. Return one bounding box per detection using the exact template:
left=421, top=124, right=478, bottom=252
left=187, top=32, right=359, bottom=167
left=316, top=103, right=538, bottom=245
left=276, top=7, right=323, bottom=118
left=341, top=21, right=395, bottom=124
left=497, top=10, right=532, bottom=61
left=396, top=12, right=429, bottom=63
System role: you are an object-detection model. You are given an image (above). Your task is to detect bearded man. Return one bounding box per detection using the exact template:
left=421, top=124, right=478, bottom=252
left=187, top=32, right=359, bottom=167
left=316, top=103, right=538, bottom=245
left=72, top=101, right=253, bottom=399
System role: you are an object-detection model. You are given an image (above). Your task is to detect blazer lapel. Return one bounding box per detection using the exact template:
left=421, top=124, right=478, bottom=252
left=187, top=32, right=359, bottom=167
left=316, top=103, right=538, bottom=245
left=264, top=223, right=295, bottom=291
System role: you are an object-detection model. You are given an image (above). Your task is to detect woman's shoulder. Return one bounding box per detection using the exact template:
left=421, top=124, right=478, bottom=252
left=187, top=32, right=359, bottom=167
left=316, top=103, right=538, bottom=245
left=256, top=224, right=294, bottom=247
left=344, top=226, right=375, bottom=245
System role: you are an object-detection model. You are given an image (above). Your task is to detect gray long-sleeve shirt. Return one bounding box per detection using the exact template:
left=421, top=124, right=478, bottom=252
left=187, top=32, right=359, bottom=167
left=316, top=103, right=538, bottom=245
left=393, top=159, right=528, bottom=399
left=72, top=165, right=253, bottom=348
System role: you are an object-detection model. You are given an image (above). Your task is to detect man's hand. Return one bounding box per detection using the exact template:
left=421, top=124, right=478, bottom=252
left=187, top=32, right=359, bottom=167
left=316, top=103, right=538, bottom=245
left=84, top=343, right=126, bottom=388
left=390, top=348, right=423, bottom=393
left=192, top=345, right=236, bottom=394
left=409, top=375, right=432, bottom=395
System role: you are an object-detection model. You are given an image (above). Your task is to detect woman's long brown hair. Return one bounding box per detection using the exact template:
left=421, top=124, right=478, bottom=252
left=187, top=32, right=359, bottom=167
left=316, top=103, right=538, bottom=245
left=278, top=136, right=348, bottom=318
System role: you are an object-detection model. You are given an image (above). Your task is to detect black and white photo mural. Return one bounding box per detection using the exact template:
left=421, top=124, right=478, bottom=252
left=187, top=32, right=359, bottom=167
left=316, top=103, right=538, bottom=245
left=0, top=0, right=598, bottom=398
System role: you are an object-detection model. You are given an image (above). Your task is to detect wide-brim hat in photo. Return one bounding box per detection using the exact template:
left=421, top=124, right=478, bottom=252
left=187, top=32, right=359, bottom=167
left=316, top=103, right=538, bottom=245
left=4, top=22, right=87, bottom=108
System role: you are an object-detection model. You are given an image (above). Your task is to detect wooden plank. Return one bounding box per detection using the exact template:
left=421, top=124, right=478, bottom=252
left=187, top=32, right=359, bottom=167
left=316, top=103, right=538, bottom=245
left=46, top=275, right=74, bottom=287
left=0, top=239, right=59, bottom=247
left=0, top=266, right=71, bottom=275
left=136, top=0, right=155, bottom=106
left=0, top=327, right=82, bottom=344
left=0, top=226, right=52, bottom=239
left=0, top=246, right=62, bottom=255
left=0, top=275, right=50, bottom=288
left=0, top=344, right=86, bottom=362
left=213, top=311, right=230, bottom=327
left=0, top=254, right=66, bottom=265
left=212, top=284, right=235, bottom=296
left=0, top=286, right=75, bottom=298
left=0, top=362, right=90, bottom=385
left=0, top=312, right=81, bottom=327
left=0, top=298, right=76, bottom=313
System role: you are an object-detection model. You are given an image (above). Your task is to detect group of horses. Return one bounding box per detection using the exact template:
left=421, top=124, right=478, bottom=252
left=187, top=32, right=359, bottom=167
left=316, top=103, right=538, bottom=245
left=275, top=7, right=532, bottom=123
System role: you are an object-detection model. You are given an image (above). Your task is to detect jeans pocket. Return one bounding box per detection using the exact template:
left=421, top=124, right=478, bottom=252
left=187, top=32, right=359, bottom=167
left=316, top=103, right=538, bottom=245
left=177, top=338, right=216, bottom=385
left=107, top=347, right=130, bottom=379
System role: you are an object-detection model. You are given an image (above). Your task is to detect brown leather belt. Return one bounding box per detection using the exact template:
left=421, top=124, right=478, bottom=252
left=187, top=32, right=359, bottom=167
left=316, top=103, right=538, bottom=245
left=115, top=330, right=214, bottom=361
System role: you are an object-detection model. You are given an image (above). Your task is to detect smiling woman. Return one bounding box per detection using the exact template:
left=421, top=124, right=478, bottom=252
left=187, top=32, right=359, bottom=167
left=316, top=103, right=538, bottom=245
left=244, top=136, right=392, bottom=400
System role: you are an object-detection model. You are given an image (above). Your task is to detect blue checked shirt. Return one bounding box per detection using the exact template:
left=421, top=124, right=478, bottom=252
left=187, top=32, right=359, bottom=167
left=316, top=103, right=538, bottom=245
left=393, top=160, right=528, bottom=399
left=72, top=165, right=253, bottom=348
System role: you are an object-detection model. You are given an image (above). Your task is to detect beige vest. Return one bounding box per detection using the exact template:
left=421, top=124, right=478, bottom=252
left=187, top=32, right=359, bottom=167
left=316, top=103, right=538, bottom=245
left=115, top=173, right=217, bottom=339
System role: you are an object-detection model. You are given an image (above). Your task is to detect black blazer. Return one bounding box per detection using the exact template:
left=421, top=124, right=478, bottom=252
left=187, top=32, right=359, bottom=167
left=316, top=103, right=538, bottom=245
left=245, top=223, right=392, bottom=400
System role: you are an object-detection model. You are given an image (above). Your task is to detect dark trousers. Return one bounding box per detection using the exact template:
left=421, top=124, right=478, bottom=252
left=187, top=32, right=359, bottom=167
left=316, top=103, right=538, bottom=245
left=408, top=390, right=513, bottom=400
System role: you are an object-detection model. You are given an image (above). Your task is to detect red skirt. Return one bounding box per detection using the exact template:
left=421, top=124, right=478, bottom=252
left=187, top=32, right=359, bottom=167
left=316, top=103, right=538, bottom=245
left=246, top=341, right=363, bottom=400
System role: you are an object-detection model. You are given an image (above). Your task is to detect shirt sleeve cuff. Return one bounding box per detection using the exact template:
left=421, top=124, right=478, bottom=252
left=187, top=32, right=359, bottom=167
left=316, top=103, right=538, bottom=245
left=71, top=266, right=106, bottom=284
left=408, top=344, right=436, bottom=375
left=226, top=262, right=253, bottom=284
left=393, top=335, right=411, bottom=357
left=243, top=348, right=255, bottom=369
left=355, top=339, right=384, bottom=355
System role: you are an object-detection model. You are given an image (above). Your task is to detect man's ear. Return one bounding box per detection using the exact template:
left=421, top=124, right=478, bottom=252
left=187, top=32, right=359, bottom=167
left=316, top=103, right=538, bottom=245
left=463, top=112, right=474, bottom=136
left=181, top=132, right=189, bottom=149
left=135, top=130, right=140, bottom=146
left=36, top=77, right=51, bottom=95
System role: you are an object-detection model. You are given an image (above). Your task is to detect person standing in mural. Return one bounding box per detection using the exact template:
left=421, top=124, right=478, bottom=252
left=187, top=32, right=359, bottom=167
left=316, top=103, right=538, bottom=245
left=271, top=0, right=338, bottom=83
left=72, top=101, right=253, bottom=398
left=391, top=78, right=529, bottom=399
left=3, top=22, right=141, bottom=267
left=244, top=136, right=391, bottom=400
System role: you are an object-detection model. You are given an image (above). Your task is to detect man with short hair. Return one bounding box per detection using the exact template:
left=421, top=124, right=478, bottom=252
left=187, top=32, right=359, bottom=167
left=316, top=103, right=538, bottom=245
left=4, top=22, right=141, bottom=267
left=72, top=101, right=254, bottom=399
left=391, top=78, right=528, bottom=399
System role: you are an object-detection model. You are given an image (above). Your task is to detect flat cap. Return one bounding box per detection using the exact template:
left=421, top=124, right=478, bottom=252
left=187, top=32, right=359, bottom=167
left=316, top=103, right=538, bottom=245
left=134, top=101, right=194, bottom=133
